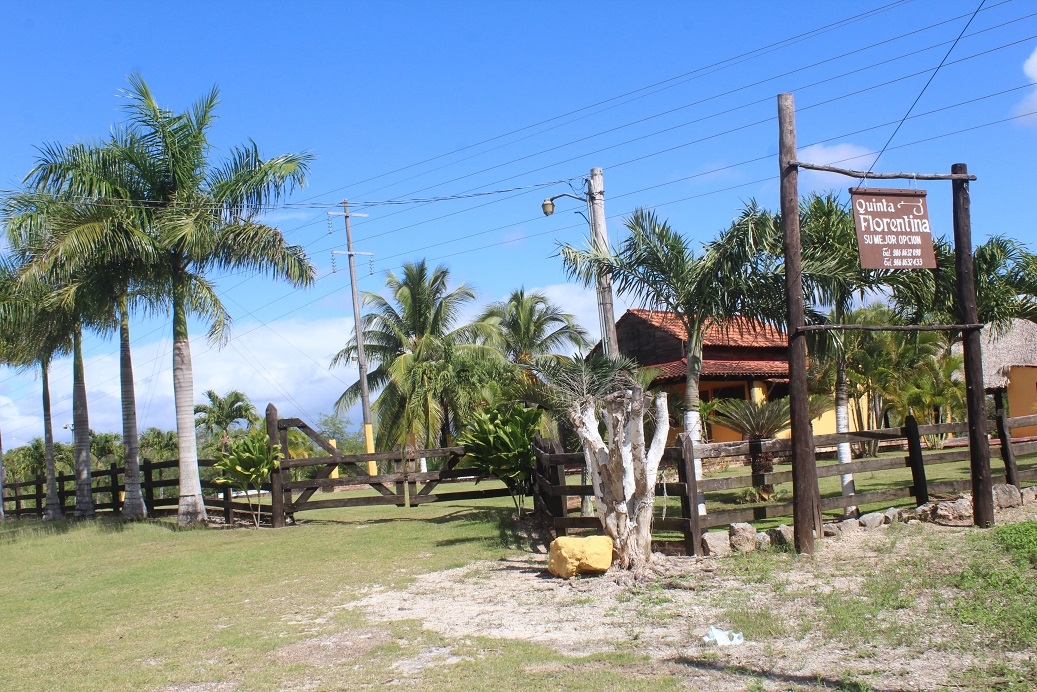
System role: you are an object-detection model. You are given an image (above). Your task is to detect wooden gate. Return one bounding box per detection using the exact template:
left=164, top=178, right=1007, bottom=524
left=265, top=405, right=511, bottom=526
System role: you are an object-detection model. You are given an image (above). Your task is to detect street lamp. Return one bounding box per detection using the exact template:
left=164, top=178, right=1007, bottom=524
left=541, top=167, right=619, bottom=357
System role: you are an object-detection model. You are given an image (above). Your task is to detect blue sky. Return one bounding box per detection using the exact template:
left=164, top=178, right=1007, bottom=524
left=1, top=1, right=1035, bottom=447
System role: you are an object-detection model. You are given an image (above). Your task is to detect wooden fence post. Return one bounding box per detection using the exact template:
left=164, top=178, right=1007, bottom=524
left=223, top=486, right=233, bottom=524
left=266, top=403, right=285, bottom=529
left=905, top=414, right=928, bottom=506
left=278, top=425, right=292, bottom=523
left=994, top=397, right=1019, bottom=490
left=679, top=434, right=701, bottom=557
left=142, top=460, right=154, bottom=513
left=13, top=479, right=21, bottom=517
left=36, top=474, right=44, bottom=518
left=110, top=462, right=121, bottom=515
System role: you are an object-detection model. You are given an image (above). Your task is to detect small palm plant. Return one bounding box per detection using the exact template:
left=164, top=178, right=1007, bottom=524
left=213, top=434, right=283, bottom=528
left=457, top=405, right=542, bottom=519
left=711, top=395, right=832, bottom=499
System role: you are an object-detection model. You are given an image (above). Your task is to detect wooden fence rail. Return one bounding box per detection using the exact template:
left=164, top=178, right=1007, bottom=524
left=531, top=412, right=1037, bottom=556
left=0, top=458, right=262, bottom=522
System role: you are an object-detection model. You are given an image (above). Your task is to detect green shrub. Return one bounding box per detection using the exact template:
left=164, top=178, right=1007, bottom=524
left=213, top=433, right=283, bottom=528
left=994, top=521, right=1037, bottom=568
left=457, top=405, right=542, bottom=518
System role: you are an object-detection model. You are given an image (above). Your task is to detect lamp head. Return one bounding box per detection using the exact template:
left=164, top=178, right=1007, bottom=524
left=541, top=198, right=555, bottom=216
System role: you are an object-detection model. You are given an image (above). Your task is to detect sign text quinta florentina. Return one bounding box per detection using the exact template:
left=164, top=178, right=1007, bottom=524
left=849, top=187, right=937, bottom=269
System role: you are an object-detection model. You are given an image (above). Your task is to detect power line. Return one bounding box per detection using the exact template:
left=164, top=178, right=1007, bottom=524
left=863, top=0, right=989, bottom=180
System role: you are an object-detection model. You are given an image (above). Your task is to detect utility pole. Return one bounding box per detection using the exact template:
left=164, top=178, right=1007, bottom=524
left=778, top=93, right=821, bottom=554
left=587, top=168, right=619, bottom=357
left=341, top=200, right=378, bottom=475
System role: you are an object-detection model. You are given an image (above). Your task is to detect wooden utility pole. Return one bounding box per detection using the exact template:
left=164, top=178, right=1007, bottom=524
left=343, top=201, right=378, bottom=475
left=778, top=93, right=821, bottom=554
left=952, top=164, right=994, bottom=527
left=588, top=168, right=619, bottom=357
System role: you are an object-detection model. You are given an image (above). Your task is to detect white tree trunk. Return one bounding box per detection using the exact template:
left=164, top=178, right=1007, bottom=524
left=73, top=326, right=94, bottom=519
left=570, top=387, right=668, bottom=571
left=119, top=303, right=147, bottom=520
left=173, top=293, right=207, bottom=527
left=683, top=409, right=706, bottom=517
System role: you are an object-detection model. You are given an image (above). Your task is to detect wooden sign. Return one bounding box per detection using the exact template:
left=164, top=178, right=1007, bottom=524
left=849, top=187, right=937, bottom=269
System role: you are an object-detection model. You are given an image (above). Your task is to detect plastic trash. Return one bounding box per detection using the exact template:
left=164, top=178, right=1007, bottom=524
left=702, top=625, right=744, bottom=646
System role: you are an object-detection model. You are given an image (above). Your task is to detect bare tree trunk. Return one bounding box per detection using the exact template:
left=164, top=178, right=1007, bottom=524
left=570, top=386, right=669, bottom=572
left=72, top=325, right=94, bottom=519
left=683, top=330, right=705, bottom=517
left=172, top=288, right=207, bottom=527
left=835, top=355, right=856, bottom=516
left=42, top=361, right=61, bottom=520
left=119, top=299, right=147, bottom=520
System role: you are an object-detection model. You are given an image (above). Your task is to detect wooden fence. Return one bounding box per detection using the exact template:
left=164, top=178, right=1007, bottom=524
left=0, top=458, right=268, bottom=522
left=268, top=413, right=509, bottom=526
left=532, top=411, right=1037, bottom=556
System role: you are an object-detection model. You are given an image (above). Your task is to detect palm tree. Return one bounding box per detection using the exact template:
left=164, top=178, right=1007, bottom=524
left=0, top=264, right=73, bottom=520
left=711, top=395, right=832, bottom=498
left=891, top=235, right=1037, bottom=332
left=20, top=75, right=314, bottom=526
left=479, top=288, right=588, bottom=366
left=333, top=260, right=491, bottom=451
left=561, top=209, right=755, bottom=444
left=195, top=389, right=259, bottom=454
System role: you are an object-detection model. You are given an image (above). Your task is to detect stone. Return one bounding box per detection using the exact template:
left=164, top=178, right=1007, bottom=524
left=837, top=519, right=860, bottom=534
left=756, top=532, right=771, bottom=550
left=822, top=523, right=841, bottom=537
left=767, top=524, right=795, bottom=547
left=883, top=507, right=903, bottom=524
left=859, top=512, right=886, bottom=529
left=915, top=503, right=936, bottom=522
left=729, top=523, right=757, bottom=553
left=1023, top=487, right=1037, bottom=505
left=900, top=507, right=919, bottom=522
left=992, top=483, right=1022, bottom=509
left=702, top=531, right=732, bottom=557
left=547, top=536, right=614, bottom=578
left=906, top=519, right=920, bottom=525
left=933, top=498, right=973, bottom=527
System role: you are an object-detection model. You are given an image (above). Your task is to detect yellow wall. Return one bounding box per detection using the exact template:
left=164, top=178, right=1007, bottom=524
left=1008, top=365, right=1037, bottom=437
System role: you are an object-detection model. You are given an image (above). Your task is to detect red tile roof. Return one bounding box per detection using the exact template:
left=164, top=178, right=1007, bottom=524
left=647, top=358, right=789, bottom=383
left=626, top=309, right=786, bottom=348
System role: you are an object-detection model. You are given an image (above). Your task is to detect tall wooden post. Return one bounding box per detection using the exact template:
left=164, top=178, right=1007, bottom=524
left=266, top=403, right=285, bottom=528
left=952, top=163, right=994, bottom=528
left=778, top=92, right=821, bottom=554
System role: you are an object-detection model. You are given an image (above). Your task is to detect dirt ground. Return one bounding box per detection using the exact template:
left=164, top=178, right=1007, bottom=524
left=337, top=502, right=1037, bottom=691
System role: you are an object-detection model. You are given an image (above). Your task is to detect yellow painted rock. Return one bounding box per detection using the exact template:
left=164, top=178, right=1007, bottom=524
left=547, top=536, right=614, bottom=578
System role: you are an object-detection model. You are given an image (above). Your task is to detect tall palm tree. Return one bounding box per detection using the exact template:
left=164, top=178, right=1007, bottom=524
left=0, top=264, right=73, bottom=520
left=195, top=389, right=259, bottom=454
left=561, top=209, right=755, bottom=443
left=333, top=260, right=491, bottom=451
left=479, top=288, right=588, bottom=366
left=20, top=75, right=314, bottom=526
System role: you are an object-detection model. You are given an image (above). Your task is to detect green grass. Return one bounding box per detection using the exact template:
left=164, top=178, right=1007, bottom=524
left=0, top=495, right=527, bottom=691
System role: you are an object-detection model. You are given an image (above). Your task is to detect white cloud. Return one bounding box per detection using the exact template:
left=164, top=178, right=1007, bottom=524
left=0, top=316, right=359, bottom=447
left=1013, top=45, right=1037, bottom=123
left=796, top=143, right=877, bottom=193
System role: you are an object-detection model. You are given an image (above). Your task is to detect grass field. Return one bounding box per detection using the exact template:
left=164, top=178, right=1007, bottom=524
left=2, top=483, right=1037, bottom=690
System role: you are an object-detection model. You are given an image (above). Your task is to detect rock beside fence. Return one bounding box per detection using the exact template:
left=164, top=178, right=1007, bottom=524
left=729, top=523, right=757, bottom=553
left=1024, top=487, right=1037, bottom=505
left=993, top=483, right=1022, bottom=509
left=547, top=536, right=613, bottom=578
left=859, top=512, right=886, bottom=529
left=701, top=531, right=732, bottom=557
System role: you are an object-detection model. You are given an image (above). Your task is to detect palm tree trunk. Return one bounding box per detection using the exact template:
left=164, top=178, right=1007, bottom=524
left=683, top=329, right=705, bottom=518
left=172, top=286, right=207, bottom=527
left=835, top=354, right=856, bottom=517
left=72, top=325, right=94, bottom=519
left=42, top=361, right=61, bottom=520
left=119, top=298, right=147, bottom=520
